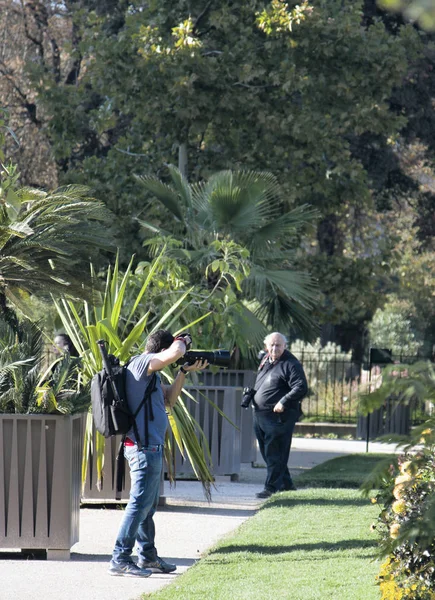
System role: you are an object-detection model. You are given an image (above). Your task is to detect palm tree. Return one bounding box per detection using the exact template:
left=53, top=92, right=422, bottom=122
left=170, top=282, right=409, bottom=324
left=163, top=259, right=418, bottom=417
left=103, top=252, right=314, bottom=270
left=0, top=172, right=114, bottom=334
left=137, top=167, right=318, bottom=352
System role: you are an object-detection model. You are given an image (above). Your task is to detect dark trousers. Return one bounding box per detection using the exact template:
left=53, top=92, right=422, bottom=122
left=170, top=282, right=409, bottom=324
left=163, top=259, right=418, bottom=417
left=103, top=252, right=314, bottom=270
left=253, top=409, right=298, bottom=493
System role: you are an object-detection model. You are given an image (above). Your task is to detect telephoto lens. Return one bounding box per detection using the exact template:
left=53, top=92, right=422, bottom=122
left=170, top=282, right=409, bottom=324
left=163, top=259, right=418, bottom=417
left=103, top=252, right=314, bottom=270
left=176, top=350, right=231, bottom=368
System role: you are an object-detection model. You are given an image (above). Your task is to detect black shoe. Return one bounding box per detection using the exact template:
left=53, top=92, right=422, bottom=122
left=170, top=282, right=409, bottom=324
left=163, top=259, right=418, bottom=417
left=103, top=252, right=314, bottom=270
left=137, top=556, right=176, bottom=573
left=108, top=560, right=152, bottom=578
left=256, top=489, right=273, bottom=499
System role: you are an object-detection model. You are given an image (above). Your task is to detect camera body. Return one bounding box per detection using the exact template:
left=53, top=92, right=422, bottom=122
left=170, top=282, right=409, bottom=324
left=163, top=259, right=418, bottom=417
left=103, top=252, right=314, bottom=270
left=241, top=386, right=256, bottom=408
left=176, top=349, right=231, bottom=368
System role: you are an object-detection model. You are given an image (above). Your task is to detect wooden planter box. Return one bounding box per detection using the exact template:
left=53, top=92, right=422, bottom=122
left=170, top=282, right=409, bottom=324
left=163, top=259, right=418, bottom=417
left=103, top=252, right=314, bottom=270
left=0, top=413, right=85, bottom=560
left=172, top=386, right=243, bottom=478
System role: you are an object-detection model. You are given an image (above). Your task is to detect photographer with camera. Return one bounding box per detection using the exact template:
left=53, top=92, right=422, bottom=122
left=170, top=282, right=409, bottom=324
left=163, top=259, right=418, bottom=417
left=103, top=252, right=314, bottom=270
left=109, top=329, right=208, bottom=578
left=242, top=332, right=307, bottom=499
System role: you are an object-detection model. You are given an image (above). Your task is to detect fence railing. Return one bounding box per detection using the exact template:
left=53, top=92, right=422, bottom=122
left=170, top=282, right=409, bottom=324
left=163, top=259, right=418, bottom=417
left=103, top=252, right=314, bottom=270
left=298, top=351, right=431, bottom=425
left=197, top=356, right=432, bottom=426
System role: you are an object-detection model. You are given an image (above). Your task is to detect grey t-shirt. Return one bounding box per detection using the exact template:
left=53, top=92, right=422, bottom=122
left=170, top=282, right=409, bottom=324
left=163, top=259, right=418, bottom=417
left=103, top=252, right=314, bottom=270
left=125, top=353, right=169, bottom=446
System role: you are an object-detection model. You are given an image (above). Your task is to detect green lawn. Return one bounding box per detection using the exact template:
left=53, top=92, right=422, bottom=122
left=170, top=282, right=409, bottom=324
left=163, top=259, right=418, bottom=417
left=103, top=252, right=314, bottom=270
left=143, top=454, right=385, bottom=600
left=295, top=452, right=396, bottom=488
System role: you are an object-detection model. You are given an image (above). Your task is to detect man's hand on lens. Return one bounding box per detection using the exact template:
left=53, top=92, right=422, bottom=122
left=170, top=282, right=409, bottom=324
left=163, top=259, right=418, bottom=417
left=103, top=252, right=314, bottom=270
left=183, top=360, right=208, bottom=372
left=174, top=332, right=192, bottom=351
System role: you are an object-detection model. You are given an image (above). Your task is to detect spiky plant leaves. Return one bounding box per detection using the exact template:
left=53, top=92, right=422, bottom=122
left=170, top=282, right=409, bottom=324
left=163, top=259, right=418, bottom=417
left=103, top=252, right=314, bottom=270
left=54, top=252, right=216, bottom=492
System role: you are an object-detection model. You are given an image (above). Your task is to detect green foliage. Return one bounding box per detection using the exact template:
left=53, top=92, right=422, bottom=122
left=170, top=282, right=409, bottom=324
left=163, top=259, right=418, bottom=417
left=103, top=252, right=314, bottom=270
left=54, top=251, right=216, bottom=493
left=368, top=298, right=423, bottom=355
left=290, top=339, right=360, bottom=421
left=359, top=360, right=435, bottom=417
left=370, top=214, right=435, bottom=355
left=290, top=338, right=352, bottom=380
left=379, top=0, right=435, bottom=31
left=0, top=318, right=87, bottom=415
left=35, top=354, right=88, bottom=414
left=0, top=166, right=115, bottom=326
left=370, top=449, right=435, bottom=599
left=360, top=359, right=435, bottom=597
left=23, top=0, right=424, bottom=349
left=138, top=166, right=319, bottom=342
left=307, top=249, right=394, bottom=328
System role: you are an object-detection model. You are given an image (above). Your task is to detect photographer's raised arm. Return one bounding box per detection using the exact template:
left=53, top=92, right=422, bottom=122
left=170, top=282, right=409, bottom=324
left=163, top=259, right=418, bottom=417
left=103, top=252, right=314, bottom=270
left=147, top=339, right=187, bottom=374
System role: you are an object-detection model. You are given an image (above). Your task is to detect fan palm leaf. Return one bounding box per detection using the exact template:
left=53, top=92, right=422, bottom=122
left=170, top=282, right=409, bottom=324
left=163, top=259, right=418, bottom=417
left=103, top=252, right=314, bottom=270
left=138, top=167, right=319, bottom=337
left=191, top=170, right=282, bottom=233
left=135, top=177, right=186, bottom=221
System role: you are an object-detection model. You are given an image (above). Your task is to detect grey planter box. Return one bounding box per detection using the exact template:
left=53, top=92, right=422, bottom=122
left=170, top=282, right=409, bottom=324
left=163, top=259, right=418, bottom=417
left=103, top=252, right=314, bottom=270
left=0, top=413, right=85, bottom=560
left=196, top=370, right=257, bottom=464
left=357, top=397, right=411, bottom=439
left=173, top=386, right=242, bottom=477
left=197, top=369, right=256, bottom=389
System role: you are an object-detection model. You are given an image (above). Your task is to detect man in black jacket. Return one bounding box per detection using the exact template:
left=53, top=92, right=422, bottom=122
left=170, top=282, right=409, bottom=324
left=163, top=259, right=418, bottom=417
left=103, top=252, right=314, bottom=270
left=252, top=332, right=307, bottom=499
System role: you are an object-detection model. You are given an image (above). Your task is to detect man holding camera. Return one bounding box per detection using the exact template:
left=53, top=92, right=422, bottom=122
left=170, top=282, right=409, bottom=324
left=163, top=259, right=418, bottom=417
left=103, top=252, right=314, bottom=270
left=244, top=332, right=307, bottom=499
left=109, top=329, right=207, bottom=578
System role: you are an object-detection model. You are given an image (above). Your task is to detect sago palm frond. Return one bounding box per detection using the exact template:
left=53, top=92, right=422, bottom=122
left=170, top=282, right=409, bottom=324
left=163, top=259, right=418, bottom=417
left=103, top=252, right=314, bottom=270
left=0, top=182, right=114, bottom=326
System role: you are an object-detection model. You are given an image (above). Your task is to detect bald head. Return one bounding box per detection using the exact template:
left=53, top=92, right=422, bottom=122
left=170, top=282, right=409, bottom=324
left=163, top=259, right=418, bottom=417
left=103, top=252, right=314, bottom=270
left=264, top=332, right=287, bottom=361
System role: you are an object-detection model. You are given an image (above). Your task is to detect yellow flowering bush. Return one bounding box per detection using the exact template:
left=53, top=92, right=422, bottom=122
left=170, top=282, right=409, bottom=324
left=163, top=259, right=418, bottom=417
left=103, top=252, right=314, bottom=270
left=390, top=523, right=401, bottom=539
left=360, top=362, right=435, bottom=599
left=393, top=484, right=405, bottom=499
left=394, top=473, right=412, bottom=486
left=392, top=500, right=407, bottom=515
left=372, top=450, right=435, bottom=600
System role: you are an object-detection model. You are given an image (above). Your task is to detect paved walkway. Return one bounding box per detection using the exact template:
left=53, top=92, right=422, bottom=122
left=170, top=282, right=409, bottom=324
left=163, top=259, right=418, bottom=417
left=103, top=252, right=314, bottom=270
left=0, top=438, right=399, bottom=600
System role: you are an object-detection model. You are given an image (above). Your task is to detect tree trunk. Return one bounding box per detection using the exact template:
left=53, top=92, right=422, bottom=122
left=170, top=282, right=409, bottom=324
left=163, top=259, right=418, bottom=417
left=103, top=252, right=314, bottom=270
left=178, top=143, right=188, bottom=178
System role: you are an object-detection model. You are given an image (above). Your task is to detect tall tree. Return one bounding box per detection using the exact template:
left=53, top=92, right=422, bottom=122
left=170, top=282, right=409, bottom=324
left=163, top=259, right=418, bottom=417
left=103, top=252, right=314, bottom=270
left=1, top=0, right=431, bottom=356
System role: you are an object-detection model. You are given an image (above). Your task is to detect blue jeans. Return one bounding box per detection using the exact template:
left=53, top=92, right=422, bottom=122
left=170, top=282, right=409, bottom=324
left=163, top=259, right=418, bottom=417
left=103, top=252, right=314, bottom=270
left=253, top=409, right=298, bottom=493
left=112, top=444, right=163, bottom=564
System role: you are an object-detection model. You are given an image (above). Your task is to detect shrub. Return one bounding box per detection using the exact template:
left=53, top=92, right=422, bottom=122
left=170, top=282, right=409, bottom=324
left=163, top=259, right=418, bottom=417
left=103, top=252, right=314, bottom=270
left=372, top=447, right=435, bottom=600
left=368, top=298, right=423, bottom=356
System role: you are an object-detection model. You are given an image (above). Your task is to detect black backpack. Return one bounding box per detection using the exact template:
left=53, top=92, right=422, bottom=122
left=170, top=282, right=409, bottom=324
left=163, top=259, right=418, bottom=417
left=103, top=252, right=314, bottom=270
left=91, top=340, right=157, bottom=444
left=91, top=354, right=133, bottom=438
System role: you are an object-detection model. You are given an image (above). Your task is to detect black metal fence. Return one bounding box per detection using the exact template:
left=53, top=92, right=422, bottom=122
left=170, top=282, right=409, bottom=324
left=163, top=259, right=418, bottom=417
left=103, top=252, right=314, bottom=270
left=298, top=350, right=432, bottom=425
left=298, top=351, right=361, bottom=424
